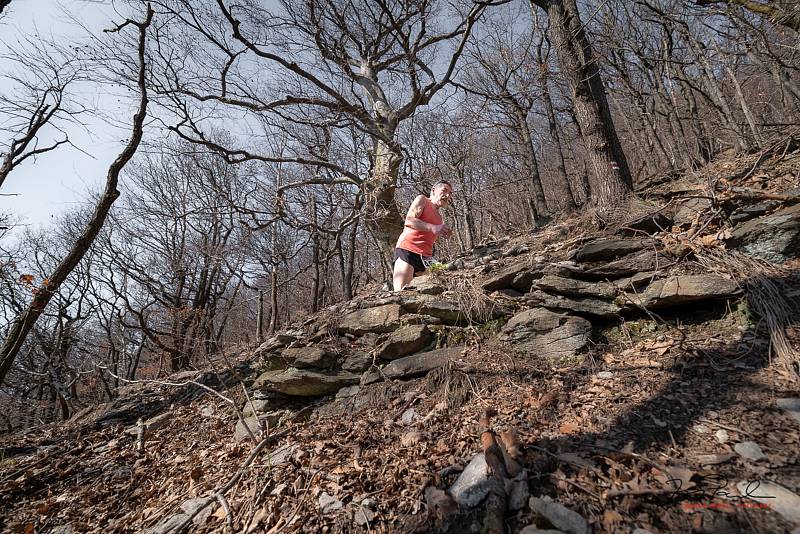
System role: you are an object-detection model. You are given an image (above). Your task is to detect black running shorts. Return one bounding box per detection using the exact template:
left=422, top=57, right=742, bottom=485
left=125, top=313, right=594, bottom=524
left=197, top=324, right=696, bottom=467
left=394, top=247, right=425, bottom=274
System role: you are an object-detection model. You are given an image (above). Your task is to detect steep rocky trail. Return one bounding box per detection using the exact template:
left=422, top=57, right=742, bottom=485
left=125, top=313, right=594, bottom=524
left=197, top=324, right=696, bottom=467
left=2, top=146, right=800, bottom=533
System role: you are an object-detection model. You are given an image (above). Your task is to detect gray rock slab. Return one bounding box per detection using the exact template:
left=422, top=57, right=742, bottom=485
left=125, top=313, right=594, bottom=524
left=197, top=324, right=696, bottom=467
left=399, top=313, right=443, bottom=325
left=734, top=441, right=766, bottom=461
left=405, top=275, right=445, bottom=294
left=281, top=346, right=338, bottom=369
left=730, top=201, right=779, bottom=225
left=613, top=271, right=659, bottom=291
left=736, top=480, right=800, bottom=524
left=342, top=351, right=372, bottom=372
left=625, top=275, right=740, bottom=310
left=527, top=290, right=621, bottom=318
left=777, top=398, right=800, bottom=426
left=482, top=260, right=543, bottom=292
left=265, top=443, right=298, bottom=466
left=375, top=324, right=434, bottom=360
left=180, top=497, right=215, bottom=525
left=338, top=304, right=403, bottom=335
left=503, top=243, right=530, bottom=257
left=234, top=412, right=284, bottom=441
left=585, top=250, right=671, bottom=280
left=241, top=399, right=272, bottom=418
left=402, top=294, right=507, bottom=325
left=254, top=368, right=359, bottom=396
left=727, top=203, right=800, bottom=263
left=529, top=497, right=589, bottom=534
left=362, top=346, right=466, bottom=385
left=146, top=497, right=215, bottom=534
left=534, top=275, right=617, bottom=299
left=575, top=238, right=649, bottom=262
left=254, top=334, right=296, bottom=356
left=336, top=385, right=360, bottom=398
left=318, top=492, right=343, bottom=513
left=448, top=453, right=492, bottom=507
left=501, top=308, right=592, bottom=361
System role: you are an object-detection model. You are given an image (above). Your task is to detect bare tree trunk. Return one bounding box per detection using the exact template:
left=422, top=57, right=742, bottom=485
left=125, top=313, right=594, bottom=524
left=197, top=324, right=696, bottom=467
left=256, top=289, right=265, bottom=343
left=0, top=7, right=153, bottom=387
left=127, top=337, right=145, bottom=380
left=682, top=30, right=750, bottom=151
left=726, top=64, right=762, bottom=148
left=539, top=62, right=577, bottom=210
left=365, top=137, right=403, bottom=263
left=535, top=31, right=577, bottom=211
left=532, top=0, right=633, bottom=209
left=511, top=107, right=549, bottom=221
left=340, top=216, right=358, bottom=301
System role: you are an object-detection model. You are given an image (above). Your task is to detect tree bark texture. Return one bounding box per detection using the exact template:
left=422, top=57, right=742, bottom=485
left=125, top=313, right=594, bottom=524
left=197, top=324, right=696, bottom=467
left=532, top=0, right=633, bottom=209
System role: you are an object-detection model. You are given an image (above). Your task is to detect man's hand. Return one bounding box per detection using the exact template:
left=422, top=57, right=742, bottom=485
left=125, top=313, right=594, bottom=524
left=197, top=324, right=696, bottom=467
left=433, top=223, right=452, bottom=237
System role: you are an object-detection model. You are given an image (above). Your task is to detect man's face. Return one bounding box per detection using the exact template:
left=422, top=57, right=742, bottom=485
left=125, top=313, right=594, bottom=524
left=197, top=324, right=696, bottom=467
left=431, top=184, right=453, bottom=207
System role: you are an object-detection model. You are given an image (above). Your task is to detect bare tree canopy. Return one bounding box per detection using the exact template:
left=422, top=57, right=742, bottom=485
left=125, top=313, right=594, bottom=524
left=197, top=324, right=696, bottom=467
left=0, top=5, right=154, bottom=386
left=695, top=0, right=800, bottom=32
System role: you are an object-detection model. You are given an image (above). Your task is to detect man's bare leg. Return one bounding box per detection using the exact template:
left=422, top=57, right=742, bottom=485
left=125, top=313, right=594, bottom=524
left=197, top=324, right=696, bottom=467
left=393, top=258, right=415, bottom=291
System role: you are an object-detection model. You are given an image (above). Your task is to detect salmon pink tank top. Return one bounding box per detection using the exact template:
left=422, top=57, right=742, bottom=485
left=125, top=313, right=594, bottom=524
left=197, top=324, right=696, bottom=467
left=395, top=197, right=442, bottom=257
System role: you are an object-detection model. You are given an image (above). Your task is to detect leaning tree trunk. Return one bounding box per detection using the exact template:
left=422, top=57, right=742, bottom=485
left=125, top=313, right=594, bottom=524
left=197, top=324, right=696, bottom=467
left=533, top=0, right=633, bottom=210
left=0, top=7, right=153, bottom=387
left=365, top=137, right=404, bottom=262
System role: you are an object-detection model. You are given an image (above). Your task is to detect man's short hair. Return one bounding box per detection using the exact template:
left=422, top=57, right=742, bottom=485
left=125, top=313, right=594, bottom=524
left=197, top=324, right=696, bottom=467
left=432, top=180, right=452, bottom=191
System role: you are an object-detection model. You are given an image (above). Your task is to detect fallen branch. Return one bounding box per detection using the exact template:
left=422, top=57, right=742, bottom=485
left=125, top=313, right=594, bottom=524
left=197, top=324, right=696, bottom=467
left=172, top=430, right=289, bottom=532
left=479, top=408, right=507, bottom=534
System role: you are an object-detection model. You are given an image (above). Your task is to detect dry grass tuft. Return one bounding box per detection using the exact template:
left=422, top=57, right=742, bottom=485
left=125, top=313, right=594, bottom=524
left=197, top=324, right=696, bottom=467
left=695, top=248, right=800, bottom=377
left=424, top=360, right=474, bottom=411
left=441, top=275, right=503, bottom=325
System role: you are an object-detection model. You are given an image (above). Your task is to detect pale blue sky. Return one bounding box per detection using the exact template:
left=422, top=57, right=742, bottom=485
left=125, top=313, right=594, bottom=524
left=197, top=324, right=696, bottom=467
left=0, top=0, right=128, bottom=229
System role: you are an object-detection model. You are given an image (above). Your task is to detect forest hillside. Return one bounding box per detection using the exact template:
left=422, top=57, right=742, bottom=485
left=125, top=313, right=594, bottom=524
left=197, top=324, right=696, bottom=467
left=2, top=142, right=800, bottom=532
left=0, top=0, right=799, bottom=532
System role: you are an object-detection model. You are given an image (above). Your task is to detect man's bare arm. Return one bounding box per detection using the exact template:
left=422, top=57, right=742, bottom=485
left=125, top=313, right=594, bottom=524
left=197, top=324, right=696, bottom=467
left=404, top=195, right=435, bottom=232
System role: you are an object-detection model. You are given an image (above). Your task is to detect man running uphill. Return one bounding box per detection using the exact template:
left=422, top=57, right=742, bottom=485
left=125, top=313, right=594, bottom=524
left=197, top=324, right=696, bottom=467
left=392, top=181, right=453, bottom=291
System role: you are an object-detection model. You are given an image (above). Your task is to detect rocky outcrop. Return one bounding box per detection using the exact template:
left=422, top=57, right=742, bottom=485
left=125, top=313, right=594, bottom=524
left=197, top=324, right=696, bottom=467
left=500, top=308, right=592, bottom=361
left=254, top=368, right=359, bottom=396
left=281, top=347, right=338, bottom=369
left=623, top=275, right=740, bottom=309
left=726, top=203, right=800, bottom=263
left=375, top=324, right=434, bottom=360
left=574, top=238, right=649, bottom=262
left=404, top=275, right=445, bottom=295
left=533, top=275, right=617, bottom=300
left=402, top=294, right=507, bottom=325
left=583, top=250, right=672, bottom=280
left=526, top=291, right=621, bottom=319
left=244, top=230, right=747, bottom=408
left=338, top=304, right=403, bottom=335
left=482, top=260, right=542, bottom=292
left=362, top=346, right=466, bottom=385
